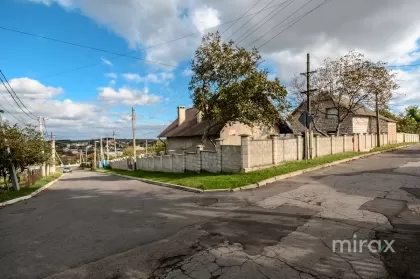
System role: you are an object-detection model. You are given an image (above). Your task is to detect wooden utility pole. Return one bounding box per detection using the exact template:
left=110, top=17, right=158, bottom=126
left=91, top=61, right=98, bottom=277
left=300, top=53, right=317, bottom=160
left=0, top=111, right=19, bottom=191
left=132, top=107, right=136, bottom=158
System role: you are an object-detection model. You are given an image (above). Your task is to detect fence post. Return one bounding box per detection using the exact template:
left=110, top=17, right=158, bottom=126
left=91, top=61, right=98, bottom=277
left=314, top=135, right=319, bottom=157
left=296, top=135, right=302, bottom=160
left=182, top=148, right=186, bottom=172
left=271, top=135, right=279, bottom=165
left=215, top=139, right=223, bottom=172
left=196, top=145, right=204, bottom=173
left=240, top=135, right=251, bottom=172
left=343, top=134, right=347, bottom=152
left=330, top=135, right=334, bottom=154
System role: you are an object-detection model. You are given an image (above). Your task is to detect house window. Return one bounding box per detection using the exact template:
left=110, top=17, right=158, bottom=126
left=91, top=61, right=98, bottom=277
left=326, top=108, right=338, bottom=120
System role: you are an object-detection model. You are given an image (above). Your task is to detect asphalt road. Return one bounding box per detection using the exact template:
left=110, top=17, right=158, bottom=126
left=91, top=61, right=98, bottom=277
left=1, top=146, right=420, bottom=279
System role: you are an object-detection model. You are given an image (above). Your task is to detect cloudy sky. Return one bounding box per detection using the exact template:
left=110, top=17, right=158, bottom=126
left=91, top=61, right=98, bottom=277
left=0, top=0, right=419, bottom=140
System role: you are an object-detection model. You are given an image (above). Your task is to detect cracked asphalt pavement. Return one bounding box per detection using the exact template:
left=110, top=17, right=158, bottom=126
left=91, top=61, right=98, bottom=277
left=1, top=145, right=420, bottom=279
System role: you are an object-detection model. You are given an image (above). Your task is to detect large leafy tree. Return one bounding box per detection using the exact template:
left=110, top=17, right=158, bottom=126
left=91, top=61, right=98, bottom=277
left=290, top=51, right=398, bottom=135
left=189, top=32, right=288, bottom=141
left=0, top=123, right=51, bottom=176
left=397, top=106, right=420, bottom=133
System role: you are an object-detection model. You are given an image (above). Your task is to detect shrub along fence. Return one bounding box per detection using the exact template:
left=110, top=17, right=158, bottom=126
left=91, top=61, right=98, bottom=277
left=109, top=133, right=419, bottom=174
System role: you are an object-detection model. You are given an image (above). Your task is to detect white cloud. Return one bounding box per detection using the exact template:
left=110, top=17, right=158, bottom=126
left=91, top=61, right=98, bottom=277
left=0, top=77, right=166, bottom=139
left=98, top=86, right=162, bottom=106
left=101, top=57, right=113, bottom=66
left=121, top=73, right=142, bottom=83
left=121, top=72, right=174, bottom=84
left=182, top=68, right=193, bottom=77
left=191, top=5, right=220, bottom=33
left=5, top=77, right=63, bottom=99
left=25, top=0, right=420, bottom=114
left=105, top=72, right=117, bottom=79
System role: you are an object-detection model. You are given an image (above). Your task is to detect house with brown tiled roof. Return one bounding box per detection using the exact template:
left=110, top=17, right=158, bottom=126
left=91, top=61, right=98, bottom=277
left=158, top=106, right=292, bottom=153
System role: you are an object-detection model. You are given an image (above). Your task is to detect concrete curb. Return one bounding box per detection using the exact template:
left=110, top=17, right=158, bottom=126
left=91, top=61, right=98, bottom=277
left=0, top=174, right=64, bottom=208
left=99, top=144, right=416, bottom=194
left=231, top=144, right=416, bottom=191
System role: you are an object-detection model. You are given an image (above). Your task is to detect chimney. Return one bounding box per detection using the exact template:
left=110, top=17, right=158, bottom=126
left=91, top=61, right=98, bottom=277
left=197, top=110, right=203, bottom=124
left=177, top=106, right=186, bottom=126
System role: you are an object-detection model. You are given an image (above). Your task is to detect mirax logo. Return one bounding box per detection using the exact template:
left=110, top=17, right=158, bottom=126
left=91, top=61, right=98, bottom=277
left=332, top=234, right=395, bottom=253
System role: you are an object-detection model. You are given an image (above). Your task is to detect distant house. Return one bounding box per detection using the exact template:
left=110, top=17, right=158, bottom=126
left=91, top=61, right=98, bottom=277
left=158, top=106, right=292, bottom=153
left=289, top=99, right=397, bottom=142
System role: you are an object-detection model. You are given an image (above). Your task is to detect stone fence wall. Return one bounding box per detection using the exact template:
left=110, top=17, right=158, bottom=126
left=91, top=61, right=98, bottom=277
left=109, top=132, right=419, bottom=173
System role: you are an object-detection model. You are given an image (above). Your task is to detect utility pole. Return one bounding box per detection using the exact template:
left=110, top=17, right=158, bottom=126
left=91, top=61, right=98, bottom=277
left=79, top=150, right=82, bottom=165
left=100, top=137, right=103, bottom=167
left=85, top=146, right=88, bottom=164
left=132, top=107, right=136, bottom=158
left=50, top=132, right=56, bottom=174
left=113, top=130, right=116, bottom=156
left=38, top=116, right=47, bottom=176
left=0, top=111, right=19, bottom=191
left=300, top=53, right=317, bottom=161
left=106, top=136, right=109, bottom=161
left=375, top=92, right=381, bottom=147
left=93, top=140, right=97, bottom=169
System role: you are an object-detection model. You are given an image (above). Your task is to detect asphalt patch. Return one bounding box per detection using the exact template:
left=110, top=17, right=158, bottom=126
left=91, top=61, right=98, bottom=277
left=360, top=198, right=407, bottom=220
left=401, top=187, right=420, bottom=199
left=199, top=204, right=316, bottom=255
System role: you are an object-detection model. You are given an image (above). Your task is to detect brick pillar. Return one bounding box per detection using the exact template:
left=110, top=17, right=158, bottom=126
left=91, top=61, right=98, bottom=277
left=343, top=134, right=347, bottom=152
left=330, top=135, right=335, bottom=154
left=196, top=145, right=204, bottom=173
left=215, top=139, right=223, bottom=172
left=271, top=135, right=279, bottom=165
left=296, top=135, right=302, bottom=160
left=240, top=135, right=251, bottom=172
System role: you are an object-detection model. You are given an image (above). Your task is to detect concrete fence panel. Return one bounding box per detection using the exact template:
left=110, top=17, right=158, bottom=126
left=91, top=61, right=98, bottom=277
left=250, top=139, right=273, bottom=167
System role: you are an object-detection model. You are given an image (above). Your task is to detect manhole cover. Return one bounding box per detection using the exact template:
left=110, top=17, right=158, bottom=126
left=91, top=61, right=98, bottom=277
left=10, top=208, right=36, bottom=214
left=195, top=198, right=218, bottom=206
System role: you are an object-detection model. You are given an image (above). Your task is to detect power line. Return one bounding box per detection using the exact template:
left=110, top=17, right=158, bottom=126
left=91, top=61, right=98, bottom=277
left=235, top=0, right=295, bottom=45
left=1, top=4, right=286, bottom=80
left=0, top=26, right=187, bottom=70
left=220, top=0, right=264, bottom=36
left=246, top=0, right=318, bottom=48
left=224, top=0, right=276, bottom=42
left=256, top=0, right=332, bottom=49
left=0, top=103, right=26, bottom=124
left=0, top=76, right=33, bottom=123
left=0, top=70, right=39, bottom=120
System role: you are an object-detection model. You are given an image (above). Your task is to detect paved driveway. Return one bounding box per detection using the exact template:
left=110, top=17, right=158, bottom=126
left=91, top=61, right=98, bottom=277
left=1, top=146, right=420, bottom=279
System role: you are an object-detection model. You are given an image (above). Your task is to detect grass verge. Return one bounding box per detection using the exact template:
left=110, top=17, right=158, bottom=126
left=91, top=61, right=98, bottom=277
left=98, top=143, right=417, bottom=190
left=0, top=172, right=62, bottom=203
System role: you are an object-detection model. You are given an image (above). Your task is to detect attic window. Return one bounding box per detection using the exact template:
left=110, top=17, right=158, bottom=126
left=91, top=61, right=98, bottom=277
left=326, top=108, right=338, bottom=120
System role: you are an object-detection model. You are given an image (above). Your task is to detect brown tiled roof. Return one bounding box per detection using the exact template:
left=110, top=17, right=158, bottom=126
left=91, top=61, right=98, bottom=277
left=158, top=108, right=221, bottom=138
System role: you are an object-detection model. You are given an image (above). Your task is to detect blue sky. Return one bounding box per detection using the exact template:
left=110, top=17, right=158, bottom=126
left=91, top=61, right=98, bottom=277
left=0, top=0, right=419, bottom=139
left=0, top=0, right=193, bottom=139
